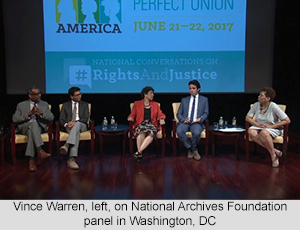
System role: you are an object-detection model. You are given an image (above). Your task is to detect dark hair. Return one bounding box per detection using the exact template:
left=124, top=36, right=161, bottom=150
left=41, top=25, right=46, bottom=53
left=141, top=86, right=154, bottom=98
left=68, top=87, right=81, bottom=96
left=27, top=86, right=40, bottom=94
left=261, top=87, right=276, bottom=101
left=188, top=80, right=201, bottom=90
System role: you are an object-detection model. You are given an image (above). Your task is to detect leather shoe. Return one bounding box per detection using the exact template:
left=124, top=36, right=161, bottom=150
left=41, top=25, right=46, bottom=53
left=187, top=150, right=193, bottom=159
left=68, top=158, right=79, bottom=170
left=193, top=150, right=201, bottom=161
left=38, top=150, right=50, bottom=160
left=60, top=145, right=68, bottom=155
left=29, top=160, right=37, bottom=172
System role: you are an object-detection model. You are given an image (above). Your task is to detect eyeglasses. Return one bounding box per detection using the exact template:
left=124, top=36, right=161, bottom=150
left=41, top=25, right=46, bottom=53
left=73, top=93, right=82, bottom=97
left=30, top=92, right=41, bottom=96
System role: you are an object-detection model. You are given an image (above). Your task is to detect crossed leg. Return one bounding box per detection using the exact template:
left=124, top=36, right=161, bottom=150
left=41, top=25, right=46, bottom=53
left=248, top=129, right=280, bottom=166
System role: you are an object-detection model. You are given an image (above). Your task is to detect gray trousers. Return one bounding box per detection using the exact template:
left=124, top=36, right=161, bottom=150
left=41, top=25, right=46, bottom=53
left=19, top=122, right=44, bottom=157
left=66, top=122, right=87, bottom=157
left=177, top=122, right=203, bottom=151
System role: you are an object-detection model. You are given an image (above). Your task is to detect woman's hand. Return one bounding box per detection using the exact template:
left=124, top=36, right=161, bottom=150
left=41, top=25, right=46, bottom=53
left=128, top=117, right=134, bottom=122
left=159, top=119, right=165, bottom=125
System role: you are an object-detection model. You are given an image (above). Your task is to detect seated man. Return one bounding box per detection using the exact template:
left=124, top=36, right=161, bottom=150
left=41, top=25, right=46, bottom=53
left=176, top=80, right=209, bottom=160
left=59, top=86, right=89, bottom=170
left=12, top=86, right=54, bottom=172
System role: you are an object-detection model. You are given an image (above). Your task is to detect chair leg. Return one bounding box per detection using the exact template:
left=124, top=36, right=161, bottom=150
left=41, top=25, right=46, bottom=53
left=91, top=138, right=94, bottom=158
left=56, top=140, right=61, bottom=161
left=173, top=137, right=177, bottom=157
left=162, top=138, right=165, bottom=158
left=245, top=139, right=250, bottom=162
left=11, top=142, right=16, bottom=165
left=129, top=138, right=134, bottom=155
left=205, top=137, right=209, bottom=157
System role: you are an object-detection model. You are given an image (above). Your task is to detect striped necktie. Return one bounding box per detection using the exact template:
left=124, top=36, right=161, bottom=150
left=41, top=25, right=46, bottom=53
left=72, top=102, right=77, bottom=121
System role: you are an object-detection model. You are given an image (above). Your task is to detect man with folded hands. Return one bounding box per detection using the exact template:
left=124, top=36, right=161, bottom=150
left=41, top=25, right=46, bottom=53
left=12, top=86, right=54, bottom=172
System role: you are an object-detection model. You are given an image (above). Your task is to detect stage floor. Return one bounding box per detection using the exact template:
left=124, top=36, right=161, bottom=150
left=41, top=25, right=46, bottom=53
left=1, top=133, right=300, bottom=200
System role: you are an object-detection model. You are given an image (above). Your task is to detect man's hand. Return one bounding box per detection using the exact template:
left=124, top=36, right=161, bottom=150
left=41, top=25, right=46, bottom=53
left=66, top=121, right=76, bottom=129
left=183, top=117, right=190, bottom=124
left=192, top=117, right=202, bottom=123
left=36, top=108, right=43, bottom=115
left=28, top=107, right=38, bottom=116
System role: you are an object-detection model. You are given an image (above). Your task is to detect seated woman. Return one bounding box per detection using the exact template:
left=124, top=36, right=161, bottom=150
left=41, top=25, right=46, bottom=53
left=127, top=86, right=166, bottom=159
left=246, top=87, right=291, bottom=167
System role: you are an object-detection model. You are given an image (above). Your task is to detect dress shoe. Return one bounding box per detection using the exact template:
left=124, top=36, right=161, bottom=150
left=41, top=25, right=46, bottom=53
left=272, top=155, right=279, bottom=168
left=133, top=152, right=142, bottom=160
left=193, top=150, right=201, bottom=161
left=68, top=158, right=79, bottom=170
left=60, top=145, right=68, bottom=155
left=38, top=150, right=50, bottom=160
left=29, top=160, right=37, bottom=172
left=276, top=150, right=283, bottom=158
left=187, top=150, right=193, bottom=159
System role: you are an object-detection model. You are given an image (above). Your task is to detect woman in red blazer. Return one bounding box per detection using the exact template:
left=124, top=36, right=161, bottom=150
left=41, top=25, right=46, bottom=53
left=128, top=86, right=166, bottom=159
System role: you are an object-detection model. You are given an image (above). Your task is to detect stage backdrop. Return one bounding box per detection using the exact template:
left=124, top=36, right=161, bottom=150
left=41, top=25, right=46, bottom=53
left=43, top=0, right=246, bottom=93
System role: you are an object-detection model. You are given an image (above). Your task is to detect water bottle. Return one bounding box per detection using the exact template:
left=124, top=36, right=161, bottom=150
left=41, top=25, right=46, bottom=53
left=219, top=116, right=224, bottom=129
left=102, top=117, right=108, bottom=130
left=110, top=116, right=116, bottom=130
left=232, top=117, right=237, bottom=127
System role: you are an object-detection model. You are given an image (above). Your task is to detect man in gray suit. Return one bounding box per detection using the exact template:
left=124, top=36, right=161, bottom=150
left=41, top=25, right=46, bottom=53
left=59, top=86, right=89, bottom=170
left=12, top=86, right=54, bottom=171
left=176, top=80, right=209, bottom=160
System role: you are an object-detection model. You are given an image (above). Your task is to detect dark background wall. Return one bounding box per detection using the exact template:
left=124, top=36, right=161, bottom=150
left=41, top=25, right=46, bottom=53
left=0, top=0, right=299, bottom=133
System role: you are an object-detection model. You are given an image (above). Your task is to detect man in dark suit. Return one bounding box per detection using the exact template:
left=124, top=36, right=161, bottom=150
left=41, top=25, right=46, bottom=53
left=59, top=86, right=89, bottom=170
left=12, top=86, right=54, bottom=171
left=176, top=80, right=209, bottom=160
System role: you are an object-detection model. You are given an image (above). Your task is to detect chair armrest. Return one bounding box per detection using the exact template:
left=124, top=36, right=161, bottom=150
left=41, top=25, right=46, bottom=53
left=283, top=123, right=289, bottom=142
left=245, top=121, right=250, bottom=140
left=161, top=123, right=166, bottom=139
left=11, top=123, right=16, bottom=143
left=90, top=120, right=95, bottom=140
left=47, top=122, right=53, bottom=139
left=172, top=119, right=177, bottom=137
left=204, top=119, right=209, bottom=139
left=55, top=121, right=61, bottom=140
left=129, top=120, right=133, bottom=138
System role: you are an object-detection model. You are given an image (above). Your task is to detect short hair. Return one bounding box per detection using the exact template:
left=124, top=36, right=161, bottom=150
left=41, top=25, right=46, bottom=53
left=188, top=80, right=201, bottom=90
left=261, top=87, right=276, bottom=101
left=141, top=86, right=154, bottom=98
left=27, top=86, right=40, bottom=94
left=68, top=86, right=81, bottom=96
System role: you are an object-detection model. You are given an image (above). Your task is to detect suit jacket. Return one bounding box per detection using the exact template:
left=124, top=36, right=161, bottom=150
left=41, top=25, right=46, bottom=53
left=59, top=100, right=89, bottom=128
left=12, top=99, right=54, bottom=133
left=177, top=94, right=209, bottom=127
left=128, top=100, right=166, bottom=130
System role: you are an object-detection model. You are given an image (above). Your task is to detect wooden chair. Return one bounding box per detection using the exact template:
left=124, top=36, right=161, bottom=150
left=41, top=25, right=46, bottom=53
left=245, top=104, right=289, bottom=162
left=56, top=103, right=95, bottom=159
left=10, top=105, right=53, bottom=165
left=128, top=103, right=166, bottom=157
left=171, top=102, right=209, bottom=157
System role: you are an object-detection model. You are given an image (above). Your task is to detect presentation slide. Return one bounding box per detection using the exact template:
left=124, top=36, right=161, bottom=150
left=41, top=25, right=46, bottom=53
left=43, top=0, right=247, bottom=93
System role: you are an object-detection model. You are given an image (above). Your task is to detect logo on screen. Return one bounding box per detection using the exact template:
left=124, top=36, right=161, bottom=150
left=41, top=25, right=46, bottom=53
left=55, top=0, right=122, bottom=23
left=69, top=65, right=92, bottom=88
left=55, top=0, right=122, bottom=33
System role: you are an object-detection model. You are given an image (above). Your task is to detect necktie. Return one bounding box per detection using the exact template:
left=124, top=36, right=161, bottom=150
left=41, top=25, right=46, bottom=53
left=72, top=102, right=77, bottom=121
left=190, top=96, right=196, bottom=122
left=33, top=102, right=38, bottom=121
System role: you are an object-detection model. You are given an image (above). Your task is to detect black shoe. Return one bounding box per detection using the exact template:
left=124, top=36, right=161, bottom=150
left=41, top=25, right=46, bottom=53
left=133, top=152, right=142, bottom=159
